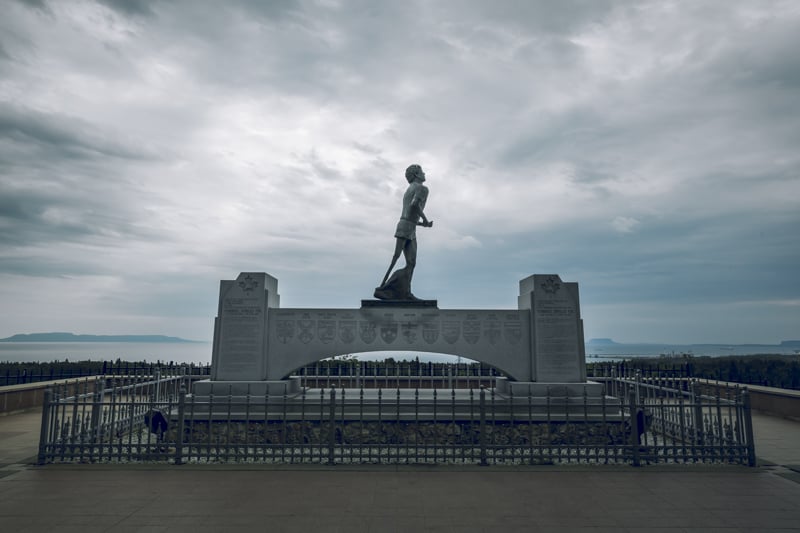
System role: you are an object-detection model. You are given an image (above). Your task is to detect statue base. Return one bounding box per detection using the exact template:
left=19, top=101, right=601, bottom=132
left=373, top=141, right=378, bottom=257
left=361, top=299, right=438, bottom=308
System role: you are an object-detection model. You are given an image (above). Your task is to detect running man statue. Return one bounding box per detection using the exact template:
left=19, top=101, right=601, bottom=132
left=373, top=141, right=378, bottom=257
left=374, top=164, right=433, bottom=301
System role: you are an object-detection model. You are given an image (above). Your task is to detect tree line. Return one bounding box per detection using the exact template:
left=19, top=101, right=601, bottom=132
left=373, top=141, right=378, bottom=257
left=0, top=359, right=210, bottom=386
left=589, top=354, right=800, bottom=390
left=3, top=354, right=799, bottom=390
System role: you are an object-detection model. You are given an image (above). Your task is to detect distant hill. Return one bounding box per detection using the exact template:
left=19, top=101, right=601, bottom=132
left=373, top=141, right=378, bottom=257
left=780, top=340, right=800, bottom=347
left=0, top=332, right=200, bottom=343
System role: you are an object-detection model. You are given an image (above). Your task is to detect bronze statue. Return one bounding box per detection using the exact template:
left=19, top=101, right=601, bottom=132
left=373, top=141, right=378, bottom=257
left=374, top=164, right=433, bottom=301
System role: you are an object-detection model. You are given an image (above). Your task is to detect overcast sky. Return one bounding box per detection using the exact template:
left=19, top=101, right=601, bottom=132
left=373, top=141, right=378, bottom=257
left=1, top=0, right=798, bottom=345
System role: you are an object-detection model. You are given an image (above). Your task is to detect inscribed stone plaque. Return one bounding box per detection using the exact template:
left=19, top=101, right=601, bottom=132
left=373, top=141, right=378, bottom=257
left=524, top=274, right=585, bottom=382
left=214, top=272, right=270, bottom=381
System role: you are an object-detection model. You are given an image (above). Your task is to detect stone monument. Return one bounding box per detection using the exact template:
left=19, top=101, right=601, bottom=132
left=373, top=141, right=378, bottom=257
left=519, top=274, right=586, bottom=383
left=203, top=272, right=294, bottom=396
left=195, top=272, right=600, bottom=400
left=192, top=163, right=599, bottom=400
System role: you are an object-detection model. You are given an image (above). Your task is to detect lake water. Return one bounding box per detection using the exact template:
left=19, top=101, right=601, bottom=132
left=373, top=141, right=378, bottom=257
left=0, top=341, right=796, bottom=365
left=0, top=342, right=213, bottom=365
left=584, top=343, right=799, bottom=360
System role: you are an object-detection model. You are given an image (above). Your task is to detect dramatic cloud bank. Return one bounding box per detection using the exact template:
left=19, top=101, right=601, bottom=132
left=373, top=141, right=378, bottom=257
left=1, top=0, right=798, bottom=345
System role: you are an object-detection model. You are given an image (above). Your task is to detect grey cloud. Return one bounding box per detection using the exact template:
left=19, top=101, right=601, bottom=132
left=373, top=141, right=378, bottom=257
left=0, top=109, right=169, bottom=251
left=566, top=214, right=799, bottom=306
left=17, top=0, right=158, bottom=17
left=0, top=103, right=162, bottom=162
left=428, top=0, right=620, bottom=36
left=96, top=0, right=160, bottom=17
left=511, top=35, right=584, bottom=68
left=0, top=41, right=11, bottom=61
left=0, top=190, right=46, bottom=229
left=0, top=255, right=104, bottom=278
left=351, top=143, right=382, bottom=156
left=122, top=2, right=452, bottom=109
left=13, top=0, right=49, bottom=11
left=304, top=149, right=345, bottom=182
left=0, top=183, right=165, bottom=248
left=0, top=0, right=797, bottom=343
left=492, top=107, right=604, bottom=171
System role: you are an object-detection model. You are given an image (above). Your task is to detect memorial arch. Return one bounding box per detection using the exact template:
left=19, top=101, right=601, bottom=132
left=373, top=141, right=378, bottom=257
left=195, top=272, right=588, bottom=398
left=263, top=307, right=533, bottom=381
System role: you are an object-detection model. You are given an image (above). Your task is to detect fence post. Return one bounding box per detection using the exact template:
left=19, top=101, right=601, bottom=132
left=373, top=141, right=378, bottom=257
left=154, top=369, right=162, bottom=404
left=634, top=369, right=642, bottom=405
left=328, top=388, right=336, bottom=465
left=37, top=387, right=53, bottom=465
left=174, top=383, right=187, bottom=465
left=90, top=378, right=103, bottom=445
left=691, top=381, right=704, bottom=447
left=479, top=387, right=487, bottom=466
left=741, top=389, right=756, bottom=467
left=629, top=390, right=641, bottom=467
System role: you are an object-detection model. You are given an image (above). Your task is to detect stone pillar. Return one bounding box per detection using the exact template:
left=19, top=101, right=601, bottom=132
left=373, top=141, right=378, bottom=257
left=518, top=274, right=586, bottom=383
left=211, top=272, right=279, bottom=381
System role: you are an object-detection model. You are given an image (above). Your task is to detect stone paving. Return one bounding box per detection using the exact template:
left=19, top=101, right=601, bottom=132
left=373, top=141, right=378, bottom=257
left=1, top=408, right=800, bottom=532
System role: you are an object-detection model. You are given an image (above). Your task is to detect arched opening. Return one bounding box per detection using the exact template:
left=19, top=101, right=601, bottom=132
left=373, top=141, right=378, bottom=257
left=285, top=351, right=509, bottom=389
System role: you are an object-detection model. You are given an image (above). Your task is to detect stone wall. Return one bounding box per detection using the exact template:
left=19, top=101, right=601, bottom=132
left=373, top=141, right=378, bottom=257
left=169, top=420, right=631, bottom=447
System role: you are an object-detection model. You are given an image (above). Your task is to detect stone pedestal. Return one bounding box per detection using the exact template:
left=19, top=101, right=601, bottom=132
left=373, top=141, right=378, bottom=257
left=518, top=274, right=586, bottom=382
left=192, top=377, right=302, bottom=399
left=494, top=378, right=603, bottom=398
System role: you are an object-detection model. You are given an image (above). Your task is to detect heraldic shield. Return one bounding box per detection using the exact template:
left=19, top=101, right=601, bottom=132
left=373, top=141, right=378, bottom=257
left=380, top=321, right=398, bottom=344
left=422, top=321, right=439, bottom=344
left=339, top=320, right=356, bottom=344
left=359, top=321, right=377, bottom=344
left=442, top=321, right=460, bottom=344
left=297, top=319, right=314, bottom=344
left=318, top=320, right=336, bottom=344
left=276, top=320, right=294, bottom=344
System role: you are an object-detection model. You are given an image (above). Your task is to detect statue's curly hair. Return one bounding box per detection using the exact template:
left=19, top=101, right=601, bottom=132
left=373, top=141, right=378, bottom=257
left=405, top=164, right=422, bottom=181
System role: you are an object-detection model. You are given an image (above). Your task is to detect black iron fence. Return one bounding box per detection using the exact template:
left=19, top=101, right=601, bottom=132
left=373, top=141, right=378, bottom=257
left=37, top=366, right=756, bottom=467
left=0, top=362, right=211, bottom=386
left=593, top=367, right=756, bottom=466
left=297, top=360, right=501, bottom=389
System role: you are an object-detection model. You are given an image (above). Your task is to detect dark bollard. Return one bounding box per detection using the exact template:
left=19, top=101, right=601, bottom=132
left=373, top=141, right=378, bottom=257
left=144, top=409, right=169, bottom=439
left=636, top=408, right=649, bottom=445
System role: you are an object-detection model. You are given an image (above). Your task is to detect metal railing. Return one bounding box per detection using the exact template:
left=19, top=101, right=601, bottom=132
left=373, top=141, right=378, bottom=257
left=37, top=371, right=185, bottom=464
left=37, top=370, right=756, bottom=467
left=1, top=363, right=211, bottom=386
left=297, top=360, right=501, bottom=389
left=593, top=368, right=755, bottom=467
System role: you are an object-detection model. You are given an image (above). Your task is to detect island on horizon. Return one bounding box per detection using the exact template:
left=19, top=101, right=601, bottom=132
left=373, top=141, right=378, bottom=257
left=586, top=338, right=621, bottom=345
left=0, top=332, right=202, bottom=343
left=587, top=338, right=797, bottom=347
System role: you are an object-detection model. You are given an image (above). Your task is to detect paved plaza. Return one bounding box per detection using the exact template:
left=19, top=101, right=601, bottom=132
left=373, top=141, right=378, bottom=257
left=1, top=408, right=800, bottom=532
